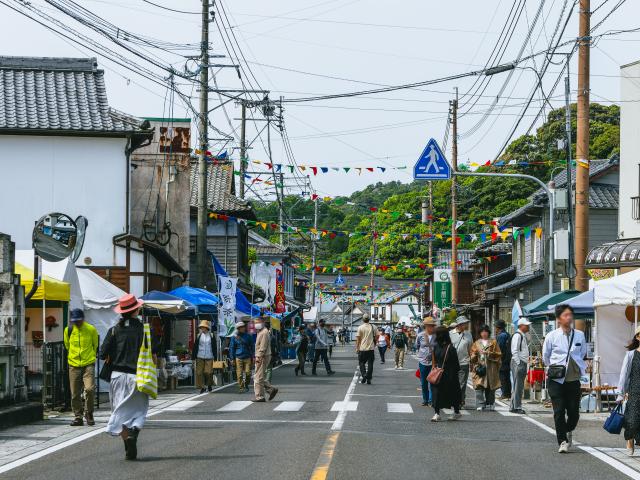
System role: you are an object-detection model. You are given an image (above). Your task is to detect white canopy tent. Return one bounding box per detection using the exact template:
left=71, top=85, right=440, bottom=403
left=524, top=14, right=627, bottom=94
left=593, top=268, right=640, bottom=387
left=17, top=251, right=125, bottom=390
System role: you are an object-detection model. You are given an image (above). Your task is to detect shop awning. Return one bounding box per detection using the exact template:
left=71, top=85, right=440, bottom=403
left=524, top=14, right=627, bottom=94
left=169, top=286, right=219, bottom=314
left=522, top=290, right=581, bottom=317
left=537, top=289, right=594, bottom=316
left=141, top=290, right=197, bottom=317
left=16, top=261, right=70, bottom=302
left=587, top=239, right=640, bottom=269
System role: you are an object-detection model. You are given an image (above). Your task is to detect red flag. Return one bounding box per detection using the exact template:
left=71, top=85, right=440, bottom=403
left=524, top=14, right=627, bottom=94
left=312, top=194, right=319, bottom=201
left=366, top=167, right=374, bottom=172
left=270, top=223, right=278, bottom=230
left=370, top=207, right=378, bottom=212
left=265, top=163, right=273, bottom=169
left=311, top=167, right=318, bottom=176
left=491, top=232, right=498, bottom=242
left=484, top=161, right=491, bottom=166
left=329, top=232, right=336, bottom=239
left=455, top=237, right=461, bottom=245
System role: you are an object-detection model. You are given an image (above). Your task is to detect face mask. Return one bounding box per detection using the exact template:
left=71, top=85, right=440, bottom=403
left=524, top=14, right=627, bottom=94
left=255, top=323, right=264, bottom=330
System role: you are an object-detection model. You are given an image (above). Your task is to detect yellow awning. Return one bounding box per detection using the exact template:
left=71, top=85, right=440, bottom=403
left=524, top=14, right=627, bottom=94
left=16, top=262, right=70, bottom=302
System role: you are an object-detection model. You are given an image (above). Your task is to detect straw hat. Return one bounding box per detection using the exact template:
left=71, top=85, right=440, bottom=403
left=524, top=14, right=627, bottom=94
left=422, top=317, right=437, bottom=327
left=199, top=320, right=211, bottom=330
left=114, top=293, right=144, bottom=314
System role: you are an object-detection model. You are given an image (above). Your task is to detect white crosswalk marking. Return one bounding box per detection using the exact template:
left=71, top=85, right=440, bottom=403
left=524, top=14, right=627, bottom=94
left=164, top=400, right=203, bottom=411
left=217, top=401, right=253, bottom=412
left=387, top=403, right=413, bottom=413
left=331, top=401, right=358, bottom=412
left=274, top=401, right=306, bottom=412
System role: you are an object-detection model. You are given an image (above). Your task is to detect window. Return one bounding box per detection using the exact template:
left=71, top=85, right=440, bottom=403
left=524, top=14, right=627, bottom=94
left=381, top=306, right=386, bottom=319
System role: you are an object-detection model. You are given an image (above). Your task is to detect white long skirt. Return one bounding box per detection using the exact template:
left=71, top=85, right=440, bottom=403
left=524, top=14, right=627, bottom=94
left=106, top=372, right=149, bottom=436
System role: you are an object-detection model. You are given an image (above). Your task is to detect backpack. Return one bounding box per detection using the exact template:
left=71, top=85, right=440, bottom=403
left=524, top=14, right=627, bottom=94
left=395, top=333, right=406, bottom=348
left=499, top=332, right=512, bottom=364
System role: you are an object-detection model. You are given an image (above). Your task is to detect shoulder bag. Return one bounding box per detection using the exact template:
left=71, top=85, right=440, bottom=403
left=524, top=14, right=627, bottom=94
left=427, top=345, right=450, bottom=385
left=98, top=326, right=115, bottom=382
left=547, top=329, right=574, bottom=380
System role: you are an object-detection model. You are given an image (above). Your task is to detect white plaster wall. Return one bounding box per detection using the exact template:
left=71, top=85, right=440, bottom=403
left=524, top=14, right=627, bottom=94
left=620, top=62, right=640, bottom=239
left=0, top=135, right=128, bottom=266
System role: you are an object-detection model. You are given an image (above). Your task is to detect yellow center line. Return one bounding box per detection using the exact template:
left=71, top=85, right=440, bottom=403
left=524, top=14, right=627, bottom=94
left=310, top=431, right=340, bottom=480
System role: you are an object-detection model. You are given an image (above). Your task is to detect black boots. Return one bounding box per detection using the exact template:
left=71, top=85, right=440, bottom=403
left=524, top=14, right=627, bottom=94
left=125, top=427, right=139, bottom=460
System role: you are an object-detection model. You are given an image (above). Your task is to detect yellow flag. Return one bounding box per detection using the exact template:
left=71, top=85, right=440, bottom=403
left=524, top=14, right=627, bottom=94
left=501, top=231, right=509, bottom=241
left=535, top=227, right=543, bottom=238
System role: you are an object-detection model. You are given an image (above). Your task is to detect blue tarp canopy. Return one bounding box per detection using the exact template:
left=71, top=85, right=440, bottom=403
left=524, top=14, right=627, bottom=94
left=537, top=289, right=594, bottom=316
left=169, top=286, right=219, bottom=314
left=209, top=253, right=281, bottom=318
left=140, top=290, right=197, bottom=318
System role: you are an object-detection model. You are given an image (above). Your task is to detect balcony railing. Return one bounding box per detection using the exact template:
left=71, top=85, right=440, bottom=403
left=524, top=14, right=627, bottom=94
left=633, top=196, right=640, bottom=221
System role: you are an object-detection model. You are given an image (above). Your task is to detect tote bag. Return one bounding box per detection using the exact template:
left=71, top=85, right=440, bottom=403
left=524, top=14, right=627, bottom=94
left=136, top=323, right=158, bottom=399
left=603, top=403, right=624, bottom=435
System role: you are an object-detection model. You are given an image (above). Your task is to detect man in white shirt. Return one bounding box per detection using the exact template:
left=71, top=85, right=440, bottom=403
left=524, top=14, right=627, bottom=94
left=450, top=316, right=473, bottom=407
left=542, top=304, right=588, bottom=454
left=509, top=318, right=531, bottom=414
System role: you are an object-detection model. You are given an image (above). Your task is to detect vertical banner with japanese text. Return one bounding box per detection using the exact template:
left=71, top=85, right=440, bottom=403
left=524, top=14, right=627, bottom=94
left=218, top=276, right=237, bottom=337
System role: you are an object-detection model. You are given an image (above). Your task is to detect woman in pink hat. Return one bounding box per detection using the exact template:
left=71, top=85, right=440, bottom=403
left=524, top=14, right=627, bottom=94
left=100, top=293, right=146, bottom=460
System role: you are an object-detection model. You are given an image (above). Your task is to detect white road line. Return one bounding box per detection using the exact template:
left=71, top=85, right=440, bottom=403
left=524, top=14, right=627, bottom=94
left=164, top=400, right=203, bottom=411
left=387, top=403, right=413, bottom=413
left=217, top=401, right=253, bottom=412
left=580, top=447, right=640, bottom=480
left=331, top=370, right=360, bottom=431
left=522, top=415, right=557, bottom=435
left=274, top=401, right=305, bottom=412
left=330, top=401, right=359, bottom=413
left=350, top=394, right=421, bottom=398
left=148, top=419, right=332, bottom=424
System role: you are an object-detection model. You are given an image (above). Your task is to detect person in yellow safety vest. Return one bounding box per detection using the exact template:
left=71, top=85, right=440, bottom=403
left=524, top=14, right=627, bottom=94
left=63, top=308, right=99, bottom=427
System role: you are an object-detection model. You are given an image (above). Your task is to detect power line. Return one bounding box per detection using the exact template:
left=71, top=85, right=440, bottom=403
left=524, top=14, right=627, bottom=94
left=139, top=0, right=199, bottom=14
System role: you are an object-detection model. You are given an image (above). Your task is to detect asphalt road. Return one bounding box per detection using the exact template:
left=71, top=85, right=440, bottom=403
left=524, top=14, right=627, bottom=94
left=2, top=346, right=635, bottom=480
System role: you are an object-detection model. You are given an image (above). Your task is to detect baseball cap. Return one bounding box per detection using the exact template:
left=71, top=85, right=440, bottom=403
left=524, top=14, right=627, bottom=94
left=517, top=318, right=532, bottom=326
left=69, top=308, right=85, bottom=322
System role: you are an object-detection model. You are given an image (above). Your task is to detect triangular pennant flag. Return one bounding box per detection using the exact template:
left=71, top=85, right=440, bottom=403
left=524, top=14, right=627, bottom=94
left=343, top=167, right=351, bottom=173
left=535, top=227, right=542, bottom=238
left=311, top=167, right=318, bottom=176
left=501, top=231, right=509, bottom=241
left=513, top=228, right=520, bottom=240
left=320, top=167, right=328, bottom=173
left=524, top=226, right=531, bottom=239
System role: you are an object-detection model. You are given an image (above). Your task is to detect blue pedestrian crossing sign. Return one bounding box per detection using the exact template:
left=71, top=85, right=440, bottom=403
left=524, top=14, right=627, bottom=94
left=413, top=138, right=451, bottom=180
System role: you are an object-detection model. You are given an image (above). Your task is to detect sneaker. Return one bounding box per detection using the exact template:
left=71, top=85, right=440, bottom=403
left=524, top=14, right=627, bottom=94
left=509, top=408, right=526, bottom=414
left=208, top=385, right=213, bottom=392
left=449, top=413, right=462, bottom=421
left=476, top=406, right=485, bottom=411
left=366, top=379, right=371, bottom=385
left=486, top=404, right=495, bottom=412
left=199, top=388, right=206, bottom=394
left=361, top=378, right=367, bottom=384
left=558, top=441, right=569, bottom=454
left=294, top=367, right=299, bottom=376
left=251, top=398, right=266, bottom=402
left=567, top=431, right=573, bottom=448
left=70, top=417, right=83, bottom=427
left=268, top=388, right=279, bottom=401
left=327, top=371, right=336, bottom=375
left=430, top=414, right=441, bottom=422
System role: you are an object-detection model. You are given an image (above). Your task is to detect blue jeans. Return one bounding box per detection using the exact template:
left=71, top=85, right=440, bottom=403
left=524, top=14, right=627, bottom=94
left=419, top=363, right=432, bottom=404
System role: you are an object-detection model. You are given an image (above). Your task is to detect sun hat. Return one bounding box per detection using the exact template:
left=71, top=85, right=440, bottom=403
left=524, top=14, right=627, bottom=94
left=423, top=317, right=437, bottom=326
left=235, top=321, right=246, bottom=328
left=69, top=308, right=85, bottom=322
left=199, top=320, right=211, bottom=329
left=114, top=293, right=144, bottom=314
left=454, top=316, right=470, bottom=326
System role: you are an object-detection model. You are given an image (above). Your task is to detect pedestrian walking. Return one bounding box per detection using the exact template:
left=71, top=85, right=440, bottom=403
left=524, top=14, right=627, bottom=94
left=376, top=328, right=388, bottom=364
left=449, top=316, right=473, bottom=407
left=470, top=325, right=502, bottom=411
left=356, top=314, right=376, bottom=384
left=617, top=326, right=640, bottom=456
left=306, top=322, right=317, bottom=362
left=265, top=319, right=280, bottom=383
left=430, top=326, right=462, bottom=422
left=192, top=320, right=217, bottom=394
left=252, top=316, right=278, bottom=402
left=495, top=320, right=512, bottom=400
left=100, top=294, right=148, bottom=460
left=312, top=319, right=335, bottom=375
left=328, top=327, right=336, bottom=358
left=392, top=326, right=408, bottom=369
left=229, top=321, right=254, bottom=393
left=542, top=304, right=588, bottom=453
left=416, top=317, right=436, bottom=406
left=510, top=318, right=531, bottom=414
left=294, top=325, right=309, bottom=376
left=64, top=308, right=99, bottom=426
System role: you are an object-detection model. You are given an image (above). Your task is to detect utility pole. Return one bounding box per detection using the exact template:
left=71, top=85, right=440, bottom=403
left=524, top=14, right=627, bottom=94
left=370, top=216, right=377, bottom=306
left=428, top=181, right=433, bottom=267
left=310, top=197, right=319, bottom=305
left=575, top=0, right=590, bottom=292
left=239, top=102, right=247, bottom=199
left=450, top=89, right=459, bottom=305
left=196, top=0, right=210, bottom=287
left=564, top=74, right=576, bottom=287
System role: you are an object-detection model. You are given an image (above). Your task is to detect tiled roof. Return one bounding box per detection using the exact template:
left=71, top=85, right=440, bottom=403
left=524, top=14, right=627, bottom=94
left=254, top=243, right=287, bottom=256
left=500, top=156, right=619, bottom=225
left=189, top=161, right=255, bottom=218
left=0, top=56, right=148, bottom=134
left=485, top=270, right=544, bottom=294
left=471, top=266, right=516, bottom=287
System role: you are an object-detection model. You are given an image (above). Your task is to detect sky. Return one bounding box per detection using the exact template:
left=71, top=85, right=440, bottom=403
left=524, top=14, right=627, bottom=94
left=1, top=0, right=639, bottom=201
